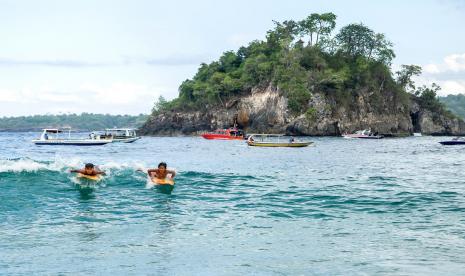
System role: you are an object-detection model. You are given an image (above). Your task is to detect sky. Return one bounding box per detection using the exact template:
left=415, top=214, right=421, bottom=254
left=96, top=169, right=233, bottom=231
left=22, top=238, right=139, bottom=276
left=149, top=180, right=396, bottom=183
left=1, top=0, right=465, bottom=116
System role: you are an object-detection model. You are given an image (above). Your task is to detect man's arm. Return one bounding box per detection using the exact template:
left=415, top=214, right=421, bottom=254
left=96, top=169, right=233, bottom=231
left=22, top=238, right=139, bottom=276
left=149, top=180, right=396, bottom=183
left=167, top=170, right=176, bottom=178
left=147, top=169, right=158, bottom=177
left=96, top=170, right=106, bottom=176
left=70, top=169, right=82, bottom=173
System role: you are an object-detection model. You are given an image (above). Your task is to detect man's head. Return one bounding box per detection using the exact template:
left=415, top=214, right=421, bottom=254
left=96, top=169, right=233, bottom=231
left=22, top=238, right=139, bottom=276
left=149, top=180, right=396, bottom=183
left=84, top=163, right=94, bottom=174
left=158, top=162, right=167, bottom=171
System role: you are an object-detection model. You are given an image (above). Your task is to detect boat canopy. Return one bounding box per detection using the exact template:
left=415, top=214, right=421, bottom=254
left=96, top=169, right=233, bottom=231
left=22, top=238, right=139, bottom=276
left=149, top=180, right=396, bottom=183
left=103, top=128, right=138, bottom=137
left=248, top=134, right=295, bottom=142
left=43, top=129, right=62, bottom=133
left=105, top=128, right=137, bottom=131
left=248, top=134, right=285, bottom=137
left=42, top=128, right=73, bottom=133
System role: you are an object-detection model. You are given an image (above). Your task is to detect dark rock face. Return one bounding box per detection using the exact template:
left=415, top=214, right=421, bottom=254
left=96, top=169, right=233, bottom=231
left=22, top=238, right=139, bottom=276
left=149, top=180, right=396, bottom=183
left=140, top=85, right=465, bottom=136
left=409, top=100, right=465, bottom=135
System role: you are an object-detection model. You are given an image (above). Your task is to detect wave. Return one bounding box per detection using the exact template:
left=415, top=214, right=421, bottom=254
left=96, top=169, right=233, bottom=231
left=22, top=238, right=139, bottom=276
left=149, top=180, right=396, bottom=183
left=0, top=158, right=252, bottom=189
left=2, top=158, right=464, bottom=219
left=0, top=158, right=149, bottom=174
left=0, top=158, right=59, bottom=173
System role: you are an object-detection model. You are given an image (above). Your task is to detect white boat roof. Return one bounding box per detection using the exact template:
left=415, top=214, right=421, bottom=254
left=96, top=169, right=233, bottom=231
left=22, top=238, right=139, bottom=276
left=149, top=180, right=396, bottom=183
left=43, top=128, right=60, bottom=132
left=105, top=128, right=136, bottom=131
left=42, top=128, right=71, bottom=133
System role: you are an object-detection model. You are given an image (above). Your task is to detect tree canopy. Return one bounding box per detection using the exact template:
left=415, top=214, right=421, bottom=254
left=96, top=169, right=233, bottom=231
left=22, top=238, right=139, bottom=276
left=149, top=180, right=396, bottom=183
left=395, top=65, right=422, bottom=93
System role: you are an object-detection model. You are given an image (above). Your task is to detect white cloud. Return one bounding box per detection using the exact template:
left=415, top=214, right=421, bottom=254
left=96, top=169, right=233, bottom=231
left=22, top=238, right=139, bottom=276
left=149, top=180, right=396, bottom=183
left=444, top=53, right=465, bottom=72
left=441, top=80, right=465, bottom=94
left=423, top=63, right=441, bottom=74
left=418, top=53, right=465, bottom=95
left=413, top=76, right=465, bottom=96
left=0, top=89, right=20, bottom=102
left=0, top=82, right=164, bottom=116
left=423, top=53, right=465, bottom=74
left=79, top=82, right=154, bottom=105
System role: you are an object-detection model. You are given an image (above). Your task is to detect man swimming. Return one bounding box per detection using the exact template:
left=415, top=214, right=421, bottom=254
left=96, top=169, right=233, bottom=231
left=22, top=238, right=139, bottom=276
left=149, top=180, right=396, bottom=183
left=147, top=162, right=176, bottom=180
left=70, top=163, right=106, bottom=176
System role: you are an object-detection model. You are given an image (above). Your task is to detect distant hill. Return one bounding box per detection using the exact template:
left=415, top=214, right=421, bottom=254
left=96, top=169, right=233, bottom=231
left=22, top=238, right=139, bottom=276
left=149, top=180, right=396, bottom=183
left=0, top=113, right=149, bottom=132
left=439, top=94, right=465, bottom=119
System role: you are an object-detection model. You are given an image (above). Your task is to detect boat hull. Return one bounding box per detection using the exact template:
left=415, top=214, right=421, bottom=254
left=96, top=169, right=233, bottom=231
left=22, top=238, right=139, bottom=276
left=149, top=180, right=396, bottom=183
left=108, top=137, right=141, bottom=143
left=343, top=135, right=384, bottom=139
left=248, top=141, right=313, bottom=147
left=439, top=141, right=465, bottom=145
left=32, top=139, right=112, bottom=146
left=201, top=134, right=244, bottom=140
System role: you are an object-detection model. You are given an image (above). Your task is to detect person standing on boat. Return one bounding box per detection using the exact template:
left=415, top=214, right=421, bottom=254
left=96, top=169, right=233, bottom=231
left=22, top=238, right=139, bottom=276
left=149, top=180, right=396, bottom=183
left=147, top=162, right=176, bottom=180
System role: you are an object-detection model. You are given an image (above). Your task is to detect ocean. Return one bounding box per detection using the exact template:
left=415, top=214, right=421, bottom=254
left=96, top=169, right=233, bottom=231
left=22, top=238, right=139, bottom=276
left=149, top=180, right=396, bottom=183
left=1, top=132, right=465, bottom=275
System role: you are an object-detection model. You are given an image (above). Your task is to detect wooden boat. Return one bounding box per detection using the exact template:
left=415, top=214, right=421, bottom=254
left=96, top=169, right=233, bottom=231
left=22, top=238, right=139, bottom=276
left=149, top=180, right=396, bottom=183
left=201, top=128, right=244, bottom=140
left=247, top=134, right=313, bottom=147
left=32, top=129, right=112, bottom=146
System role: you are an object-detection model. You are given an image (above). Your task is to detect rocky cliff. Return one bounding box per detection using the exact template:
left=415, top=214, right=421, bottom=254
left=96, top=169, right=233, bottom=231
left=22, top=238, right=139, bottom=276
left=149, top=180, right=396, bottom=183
left=140, top=84, right=465, bottom=136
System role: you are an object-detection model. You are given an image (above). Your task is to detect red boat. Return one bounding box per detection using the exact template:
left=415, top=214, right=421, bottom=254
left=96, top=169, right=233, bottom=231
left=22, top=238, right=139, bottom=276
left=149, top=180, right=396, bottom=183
left=201, top=128, right=244, bottom=140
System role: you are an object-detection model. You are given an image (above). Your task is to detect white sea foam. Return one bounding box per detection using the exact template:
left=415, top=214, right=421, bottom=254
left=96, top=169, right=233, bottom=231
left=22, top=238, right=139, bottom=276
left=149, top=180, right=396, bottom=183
left=145, top=176, right=155, bottom=189
left=0, top=159, right=56, bottom=173
left=0, top=158, right=152, bottom=173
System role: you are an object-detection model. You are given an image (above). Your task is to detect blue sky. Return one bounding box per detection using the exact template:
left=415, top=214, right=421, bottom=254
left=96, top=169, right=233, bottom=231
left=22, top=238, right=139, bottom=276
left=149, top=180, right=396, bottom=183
left=1, top=0, right=464, bottom=116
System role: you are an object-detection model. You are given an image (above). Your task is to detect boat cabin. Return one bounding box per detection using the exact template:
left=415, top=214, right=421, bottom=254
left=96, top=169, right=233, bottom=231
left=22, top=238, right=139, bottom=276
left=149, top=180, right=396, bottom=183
left=39, top=128, right=72, bottom=140
left=101, top=128, right=138, bottom=139
left=212, top=128, right=243, bottom=137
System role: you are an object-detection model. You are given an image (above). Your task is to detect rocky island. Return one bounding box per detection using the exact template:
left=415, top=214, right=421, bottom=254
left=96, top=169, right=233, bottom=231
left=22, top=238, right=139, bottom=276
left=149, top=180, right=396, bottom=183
left=140, top=13, right=465, bottom=136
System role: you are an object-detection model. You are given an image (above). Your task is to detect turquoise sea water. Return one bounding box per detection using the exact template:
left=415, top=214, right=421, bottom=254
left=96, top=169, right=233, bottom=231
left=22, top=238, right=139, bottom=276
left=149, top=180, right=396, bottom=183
left=1, top=132, right=465, bottom=275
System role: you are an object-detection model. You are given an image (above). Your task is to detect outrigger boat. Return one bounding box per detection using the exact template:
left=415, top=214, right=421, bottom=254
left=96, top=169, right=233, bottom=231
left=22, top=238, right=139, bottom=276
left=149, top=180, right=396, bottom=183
left=342, top=129, right=384, bottom=139
left=247, top=134, right=313, bottom=147
left=201, top=127, right=244, bottom=140
left=32, top=129, right=112, bottom=146
left=98, top=128, right=141, bottom=143
left=439, top=137, right=465, bottom=145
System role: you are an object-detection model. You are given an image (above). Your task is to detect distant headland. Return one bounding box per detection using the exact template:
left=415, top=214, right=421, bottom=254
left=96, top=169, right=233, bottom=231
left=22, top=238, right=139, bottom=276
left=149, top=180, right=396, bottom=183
left=0, top=113, right=148, bottom=132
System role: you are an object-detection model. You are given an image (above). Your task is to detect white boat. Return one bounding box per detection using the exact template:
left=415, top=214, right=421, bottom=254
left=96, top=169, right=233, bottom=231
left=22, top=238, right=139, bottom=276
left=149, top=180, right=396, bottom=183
left=32, top=129, right=113, bottom=146
left=98, top=128, right=141, bottom=143
left=342, top=129, right=384, bottom=139
left=413, top=133, right=422, bottom=137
